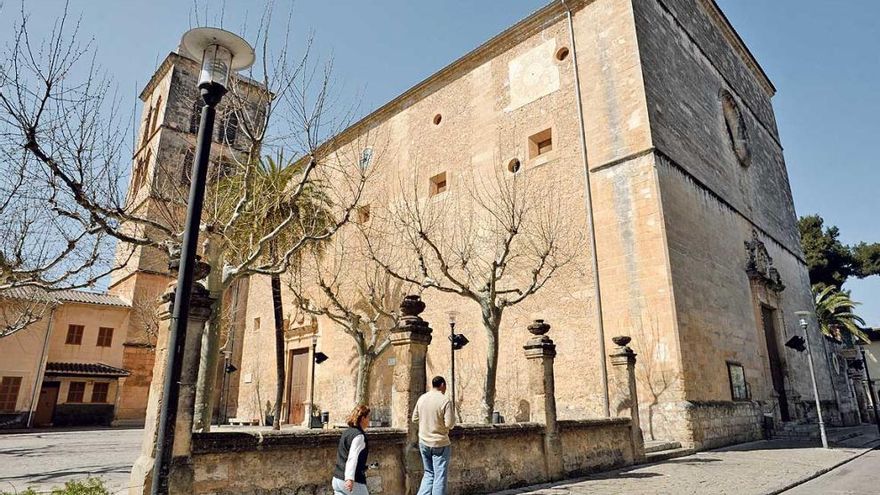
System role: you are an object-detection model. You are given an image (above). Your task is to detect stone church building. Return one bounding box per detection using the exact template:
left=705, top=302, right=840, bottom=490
left=104, top=0, right=856, bottom=450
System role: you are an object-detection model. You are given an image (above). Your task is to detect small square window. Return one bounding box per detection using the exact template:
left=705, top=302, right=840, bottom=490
left=67, top=382, right=86, bottom=403
left=254, top=317, right=261, bottom=331
left=97, top=327, right=114, bottom=347
left=91, top=382, right=110, bottom=403
left=357, top=205, right=371, bottom=224
left=65, top=325, right=84, bottom=345
left=528, top=129, right=553, bottom=158
left=429, top=172, right=448, bottom=197
left=727, top=362, right=748, bottom=401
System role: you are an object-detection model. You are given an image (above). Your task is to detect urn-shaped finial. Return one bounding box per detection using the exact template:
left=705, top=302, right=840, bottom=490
left=399, top=295, right=426, bottom=317
left=527, top=319, right=551, bottom=336
left=612, top=335, right=631, bottom=348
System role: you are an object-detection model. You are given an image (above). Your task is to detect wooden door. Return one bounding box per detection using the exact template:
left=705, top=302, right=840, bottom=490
left=286, top=349, right=309, bottom=425
left=33, top=382, right=60, bottom=426
left=761, top=306, right=790, bottom=421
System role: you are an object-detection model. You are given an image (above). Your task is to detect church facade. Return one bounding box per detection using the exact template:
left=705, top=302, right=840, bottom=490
left=111, top=0, right=857, bottom=450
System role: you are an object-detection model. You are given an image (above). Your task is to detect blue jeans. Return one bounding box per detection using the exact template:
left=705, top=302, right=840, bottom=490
left=417, top=444, right=451, bottom=495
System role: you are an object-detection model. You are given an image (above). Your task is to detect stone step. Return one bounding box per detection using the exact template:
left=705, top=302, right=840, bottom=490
left=644, top=446, right=694, bottom=463
left=644, top=440, right=682, bottom=453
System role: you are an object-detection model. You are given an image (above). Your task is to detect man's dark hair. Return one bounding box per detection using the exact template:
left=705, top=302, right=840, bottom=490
left=432, top=376, right=446, bottom=388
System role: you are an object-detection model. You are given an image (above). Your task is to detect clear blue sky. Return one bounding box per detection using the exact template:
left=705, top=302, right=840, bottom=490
left=14, top=1, right=880, bottom=324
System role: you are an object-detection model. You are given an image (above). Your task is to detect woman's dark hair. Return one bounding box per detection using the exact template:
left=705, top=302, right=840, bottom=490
left=346, top=404, right=371, bottom=428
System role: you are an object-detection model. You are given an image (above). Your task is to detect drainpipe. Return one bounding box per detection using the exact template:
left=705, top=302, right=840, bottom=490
left=561, top=0, right=610, bottom=417
left=27, top=306, right=56, bottom=428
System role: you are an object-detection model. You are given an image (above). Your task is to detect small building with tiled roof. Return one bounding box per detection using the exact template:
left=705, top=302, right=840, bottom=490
left=0, top=288, right=134, bottom=428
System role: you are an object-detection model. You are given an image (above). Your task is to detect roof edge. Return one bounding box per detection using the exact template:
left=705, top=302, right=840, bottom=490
left=316, top=0, right=589, bottom=152
left=700, top=0, right=776, bottom=95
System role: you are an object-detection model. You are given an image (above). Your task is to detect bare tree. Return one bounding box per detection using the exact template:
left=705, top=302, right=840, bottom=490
left=290, top=228, right=406, bottom=406
left=0, top=0, right=368, bottom=426
left=634, top=318, right=678, bottom=441
left=0, top=4, right=139, bottom=303
left=366, top=164, right=580, bottom=423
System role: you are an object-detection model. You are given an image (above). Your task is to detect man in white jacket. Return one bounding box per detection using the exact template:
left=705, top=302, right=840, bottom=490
left=412, top=376, right=456, bottom=495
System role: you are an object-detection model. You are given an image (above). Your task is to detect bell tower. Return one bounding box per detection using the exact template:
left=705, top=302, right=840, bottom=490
left=110, top=50, right=254, bottom=424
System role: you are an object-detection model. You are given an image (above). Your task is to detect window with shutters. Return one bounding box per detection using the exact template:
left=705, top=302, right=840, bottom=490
left=0, top=377, right=22, bottom=411
left=91, top=383, right=110, bottom=403
left=65, top=324, right=84, bottom=345
left=96, top=327, right=114, bottom=347
left=67, top=382, right=86, bottom=403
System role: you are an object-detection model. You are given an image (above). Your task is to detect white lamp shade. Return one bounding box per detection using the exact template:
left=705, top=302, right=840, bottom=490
left=180, top=27, right=255, bottom=89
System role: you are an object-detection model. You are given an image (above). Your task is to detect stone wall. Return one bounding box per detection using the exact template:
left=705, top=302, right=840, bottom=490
left=187, top=419, right=635, bottom=495
left=682, top=400, right=763, bottom=450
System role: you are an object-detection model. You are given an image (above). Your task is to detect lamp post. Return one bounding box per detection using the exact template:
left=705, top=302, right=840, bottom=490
left=447, top=311, right=469, bottom=411
left=151, top=28, right=254, bottom=495
left=858, top=343, right=880, bottom=435
left=217, top=349, right=236, bottom=425
left=795, top=311, right=828, bottom=449
left=309, top=334, right=329, bottom=428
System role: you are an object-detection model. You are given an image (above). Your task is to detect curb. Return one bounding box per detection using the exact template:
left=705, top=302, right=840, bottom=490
left=766, top=439, right=880, bottom=494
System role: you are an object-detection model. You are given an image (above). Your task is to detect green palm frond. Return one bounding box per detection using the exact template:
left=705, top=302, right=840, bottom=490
left=812, top=284, right=870, bottom=343
left=217, top=151, right=335, bottom=266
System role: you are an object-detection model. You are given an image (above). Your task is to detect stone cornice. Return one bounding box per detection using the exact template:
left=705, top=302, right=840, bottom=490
left=312, top=0, right=592, bottom=153
left=698, top=0, right=776, bottom=96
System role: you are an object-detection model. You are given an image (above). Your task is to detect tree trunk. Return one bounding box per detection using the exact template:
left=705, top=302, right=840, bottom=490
left=271, top=273, right=285, bottom=430
left=355, top=352, right=374, bottom=406
left=193, top=300, right=222, bottom=431
left=480, top=305, right=502, bottom=423
left=193, top=232, right=225, bottom=431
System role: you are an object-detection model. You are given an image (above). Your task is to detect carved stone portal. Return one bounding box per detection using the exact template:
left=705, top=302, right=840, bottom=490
left=745, top=230, right=785, bottom=292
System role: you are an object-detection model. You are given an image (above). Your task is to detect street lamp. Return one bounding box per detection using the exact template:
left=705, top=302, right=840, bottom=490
left=857, top=341, right=880, bottom=435
left=217, top=349, right=237, bottom=425
left=447, top=311, right=469, bottom=411
left=151, top=28, right=254, bottom=495
left=794, top=311, right=828, bottom=449
left=309, top=334, right=329, bottom=428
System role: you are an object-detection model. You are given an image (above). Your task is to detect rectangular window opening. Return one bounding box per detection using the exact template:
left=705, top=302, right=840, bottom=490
left=528, top=128, right=553, bottom=158
left=65, top=325, right=84, bottom=345
left=67, top=382, right=86, bottom=403
left=254, top=317, right=261, bottom=331
left=429, top=172, right=448, bottom=197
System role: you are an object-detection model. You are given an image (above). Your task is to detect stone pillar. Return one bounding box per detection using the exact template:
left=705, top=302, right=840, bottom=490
left=609, top=335, right=645, bottom=461
left=390, top=295, right=432, bottom=495
left=129, top=280, right=215, bottom=494
left=523, top=319, right=564, bottom=481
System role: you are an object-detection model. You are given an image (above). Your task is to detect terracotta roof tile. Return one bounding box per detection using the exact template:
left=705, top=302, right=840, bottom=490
left=44, top=362, right=131, bottom=377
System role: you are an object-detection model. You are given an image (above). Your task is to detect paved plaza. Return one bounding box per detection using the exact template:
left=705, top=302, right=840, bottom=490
left=0, top=428, right=143, bottom=494
left=493, top=427, right=880, bottom=495
left=0, top=426, right=877, bottom=494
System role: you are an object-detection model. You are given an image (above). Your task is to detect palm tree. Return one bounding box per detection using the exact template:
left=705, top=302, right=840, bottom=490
left=812, top=284, right=870, bottom=343
left=219, top=152, right=333, bottom=429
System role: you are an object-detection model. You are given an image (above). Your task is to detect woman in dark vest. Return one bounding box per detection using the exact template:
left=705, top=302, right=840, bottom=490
left=332, top=404, right=371, bottom=494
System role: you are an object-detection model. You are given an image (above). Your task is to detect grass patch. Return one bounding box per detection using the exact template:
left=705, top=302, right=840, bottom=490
left=1, top=478, right=110, bottom=495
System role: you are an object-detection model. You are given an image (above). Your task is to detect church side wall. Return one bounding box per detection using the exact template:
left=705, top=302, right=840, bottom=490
left=233, top=0, right=688, bottom=433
